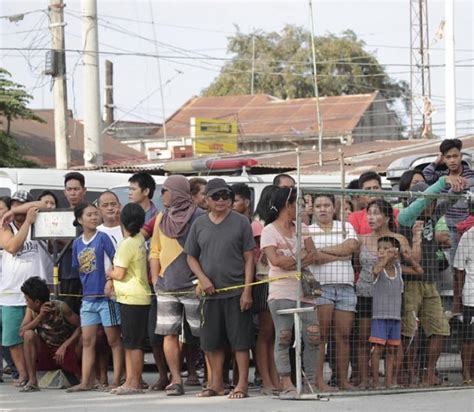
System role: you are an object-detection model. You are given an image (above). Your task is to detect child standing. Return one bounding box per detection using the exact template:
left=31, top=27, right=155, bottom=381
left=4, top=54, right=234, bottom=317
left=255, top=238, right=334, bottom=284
left=453, top=226, right=474, bottom=384
left=107, top=203, right=151, bottom=395
left=369, top=236, right=421, bottom=388
left=67, top=203, right=123, bottom=392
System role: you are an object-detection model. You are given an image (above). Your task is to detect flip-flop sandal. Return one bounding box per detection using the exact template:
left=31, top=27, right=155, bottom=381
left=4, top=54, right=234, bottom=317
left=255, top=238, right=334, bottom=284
left=184, top=377, right=201, bottom=386
left=260, top=387, right=281, bottom=396
left=196, top=388, right=226, bottom=397
left=112, top=386, right=144, bottom=396
left=228, top=390, right=249, bottom=399
left=165, top=383, right=185, bottom=396
left=94, top=383, right=110, bottom=392
left=149, top=381, right=169, bottom=391
left=19, top=384, right=40, bottom=393
left=66, top=385, right=96, bottom=393
left=278, top=389, right=297, bottom=400
left=14, top=378, right=28, bottom=388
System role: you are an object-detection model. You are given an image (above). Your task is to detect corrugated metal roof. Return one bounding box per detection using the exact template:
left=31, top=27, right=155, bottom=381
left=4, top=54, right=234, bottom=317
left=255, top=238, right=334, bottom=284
left=71, top=136, right=474, bottom=177
left=153, top=92, right=379, bottom=139
left=1, top=110, right=147, bottom=167
left=251, top=136, right=474, bottom=175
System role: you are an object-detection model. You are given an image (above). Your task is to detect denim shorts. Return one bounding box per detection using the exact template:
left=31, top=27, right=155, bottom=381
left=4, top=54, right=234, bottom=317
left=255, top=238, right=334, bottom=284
left=316, top=284, right=357, bottom=312
left=80, top=299, right=121, bottom=327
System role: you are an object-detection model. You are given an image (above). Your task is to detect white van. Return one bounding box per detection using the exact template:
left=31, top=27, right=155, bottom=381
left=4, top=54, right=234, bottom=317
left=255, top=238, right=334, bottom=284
left=0, top=168, right=132, bottom=207
left=109, top=172, right=383, bottom=212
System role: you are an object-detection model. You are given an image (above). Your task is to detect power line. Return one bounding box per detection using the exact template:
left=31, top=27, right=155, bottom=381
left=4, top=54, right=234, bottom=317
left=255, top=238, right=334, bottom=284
left=63, top=7, right=474, bottom=54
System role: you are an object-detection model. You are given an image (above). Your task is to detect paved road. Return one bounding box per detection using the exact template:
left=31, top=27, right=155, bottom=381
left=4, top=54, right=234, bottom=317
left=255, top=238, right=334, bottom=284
left=1, top=373, right=473, bottom=412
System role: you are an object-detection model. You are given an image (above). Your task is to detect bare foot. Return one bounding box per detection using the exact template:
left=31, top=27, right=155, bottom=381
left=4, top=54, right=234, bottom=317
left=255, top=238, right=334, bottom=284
left=318, top=383, right=337, bottom=392
left=66, top=384, right=95, bottom=393
left=339, top=382, right=357, bottom=391
left=358, top=381, right=369, bottom=390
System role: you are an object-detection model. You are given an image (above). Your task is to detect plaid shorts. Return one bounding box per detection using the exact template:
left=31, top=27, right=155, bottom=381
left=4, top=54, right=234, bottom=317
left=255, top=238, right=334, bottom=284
left=155, top=291, right=200, bottom=337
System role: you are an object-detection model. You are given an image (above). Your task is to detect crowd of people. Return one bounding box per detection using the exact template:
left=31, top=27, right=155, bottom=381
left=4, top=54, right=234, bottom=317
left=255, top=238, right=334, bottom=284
left=0, top=138, right=473, bottom=399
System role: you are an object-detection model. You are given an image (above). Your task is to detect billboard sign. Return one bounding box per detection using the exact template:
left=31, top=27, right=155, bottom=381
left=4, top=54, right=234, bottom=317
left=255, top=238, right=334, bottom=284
left=191, top=117, right=238, bottom=154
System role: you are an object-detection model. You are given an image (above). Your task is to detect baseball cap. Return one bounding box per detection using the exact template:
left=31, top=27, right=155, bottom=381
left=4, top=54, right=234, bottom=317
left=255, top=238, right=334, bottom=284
left=11, top=190, right=34, bottom=203
left=206, top=178, right=232, bottom=196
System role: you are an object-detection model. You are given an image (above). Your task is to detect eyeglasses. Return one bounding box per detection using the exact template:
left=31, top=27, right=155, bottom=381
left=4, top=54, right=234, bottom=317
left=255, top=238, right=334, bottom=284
left=161, top=188, right=168, bottom=195
left=209, top=191, right=231, bottom=201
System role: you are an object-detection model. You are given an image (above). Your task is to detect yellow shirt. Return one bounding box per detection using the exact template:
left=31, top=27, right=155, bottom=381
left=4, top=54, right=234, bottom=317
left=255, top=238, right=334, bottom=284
left=149, top=212, right=183, bottom=276
left=113, top=234, right=151, bottom=305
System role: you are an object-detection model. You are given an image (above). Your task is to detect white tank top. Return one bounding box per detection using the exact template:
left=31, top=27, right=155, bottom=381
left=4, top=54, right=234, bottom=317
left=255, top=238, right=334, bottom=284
left=0, top=223, right=48, bottom=306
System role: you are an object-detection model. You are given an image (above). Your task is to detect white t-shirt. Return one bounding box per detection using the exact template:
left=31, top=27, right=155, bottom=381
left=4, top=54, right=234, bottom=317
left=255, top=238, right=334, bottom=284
left=0, top=223, right=48, bottom=306
left=97, top=224, right=123, bottom=249
left=453, top=227, right=474, bottom=306
left=309, top=220, right=357, bottom=285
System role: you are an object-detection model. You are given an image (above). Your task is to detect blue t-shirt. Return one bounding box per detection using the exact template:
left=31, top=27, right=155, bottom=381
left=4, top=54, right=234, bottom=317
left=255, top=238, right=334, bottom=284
left=72, top=231, right=115, bottom=301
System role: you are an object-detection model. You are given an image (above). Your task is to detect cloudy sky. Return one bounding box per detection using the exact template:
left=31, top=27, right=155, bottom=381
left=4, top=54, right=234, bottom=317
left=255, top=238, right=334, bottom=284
left=1, top=0, right=473, bottom=138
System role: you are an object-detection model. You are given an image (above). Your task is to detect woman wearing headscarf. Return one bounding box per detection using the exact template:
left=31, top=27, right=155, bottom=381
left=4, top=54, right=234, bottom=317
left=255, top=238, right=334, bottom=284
left=149, top=175, right=205, bottom=396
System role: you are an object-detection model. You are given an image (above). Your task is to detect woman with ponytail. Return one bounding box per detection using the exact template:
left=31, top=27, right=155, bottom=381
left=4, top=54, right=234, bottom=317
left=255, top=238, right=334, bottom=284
left=107, top=203, right=151, bottom=395
left=260, top=186, right=329, bottom=398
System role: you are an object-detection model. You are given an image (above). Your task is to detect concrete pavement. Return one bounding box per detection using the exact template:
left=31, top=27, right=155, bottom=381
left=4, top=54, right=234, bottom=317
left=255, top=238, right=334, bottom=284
left=1, top=372, right=473, bottom=412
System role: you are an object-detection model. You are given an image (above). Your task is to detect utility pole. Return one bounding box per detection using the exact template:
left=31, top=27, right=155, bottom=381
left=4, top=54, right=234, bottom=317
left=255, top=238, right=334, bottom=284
left=309, top=0, right=324, bottom=166
left=81, top=0, right=102, bottom=167
left=148, top=1, right=168, bottom=147
left=445, top=0, right=456, bottom=139
left=251, top=35, right=256, bottom=95
left=49, top=0, right=70, bottom=169
left=409, top=0, right=432, bottom=139
left=104, top=60, right=114, bottom=127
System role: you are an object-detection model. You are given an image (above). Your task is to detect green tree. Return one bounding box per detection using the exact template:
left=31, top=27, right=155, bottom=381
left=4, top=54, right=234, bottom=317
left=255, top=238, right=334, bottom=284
left=0, top=130, right=38, bottom=167
left=203, top=26, right=409, bottom=109
left=0, top=68, right=42, bottom=167
left=0, top=67, right=45, bottom=135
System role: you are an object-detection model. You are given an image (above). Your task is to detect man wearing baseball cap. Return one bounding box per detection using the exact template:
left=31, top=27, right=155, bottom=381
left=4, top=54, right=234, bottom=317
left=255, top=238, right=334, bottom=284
left=0, top=191, right=48, bottom=389
left=185, top=178, right=256, bottom=399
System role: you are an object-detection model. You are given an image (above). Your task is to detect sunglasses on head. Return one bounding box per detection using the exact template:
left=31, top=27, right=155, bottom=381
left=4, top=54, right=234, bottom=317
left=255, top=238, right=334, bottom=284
left=209, top=191, right=231, bottom=201
left=286, top=187, right=295, bottom=204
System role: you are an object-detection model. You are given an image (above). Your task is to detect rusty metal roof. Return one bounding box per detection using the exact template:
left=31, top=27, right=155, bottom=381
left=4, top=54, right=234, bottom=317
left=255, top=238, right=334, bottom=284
left=153, top=92, right=380, bottom=139
left=1, top=110, right=147, bottom=167
left=251, top=135, right=474, bottom=175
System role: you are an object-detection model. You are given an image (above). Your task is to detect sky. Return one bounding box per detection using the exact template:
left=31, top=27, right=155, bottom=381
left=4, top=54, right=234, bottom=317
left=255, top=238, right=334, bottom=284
left=1, top=0, right=473, bottom=139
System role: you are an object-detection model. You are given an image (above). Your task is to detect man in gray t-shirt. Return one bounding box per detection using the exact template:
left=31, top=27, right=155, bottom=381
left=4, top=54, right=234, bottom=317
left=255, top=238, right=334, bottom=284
left=185, top=178, right=255, bottom=399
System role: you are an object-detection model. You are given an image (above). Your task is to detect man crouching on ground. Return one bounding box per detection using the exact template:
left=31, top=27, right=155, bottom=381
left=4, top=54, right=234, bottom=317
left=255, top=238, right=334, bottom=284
left=19, top=277, right=81, bottom=392
left=184, top=178, right=256, bottom=399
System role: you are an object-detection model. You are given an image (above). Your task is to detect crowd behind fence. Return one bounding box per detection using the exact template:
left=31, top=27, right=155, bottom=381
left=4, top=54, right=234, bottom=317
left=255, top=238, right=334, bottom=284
left=0, top=168, right=473, bottom=398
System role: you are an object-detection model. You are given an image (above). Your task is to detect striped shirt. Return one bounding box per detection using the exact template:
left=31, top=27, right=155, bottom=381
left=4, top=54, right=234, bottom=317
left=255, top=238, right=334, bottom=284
left=423, top=162, right=474, bottom=226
